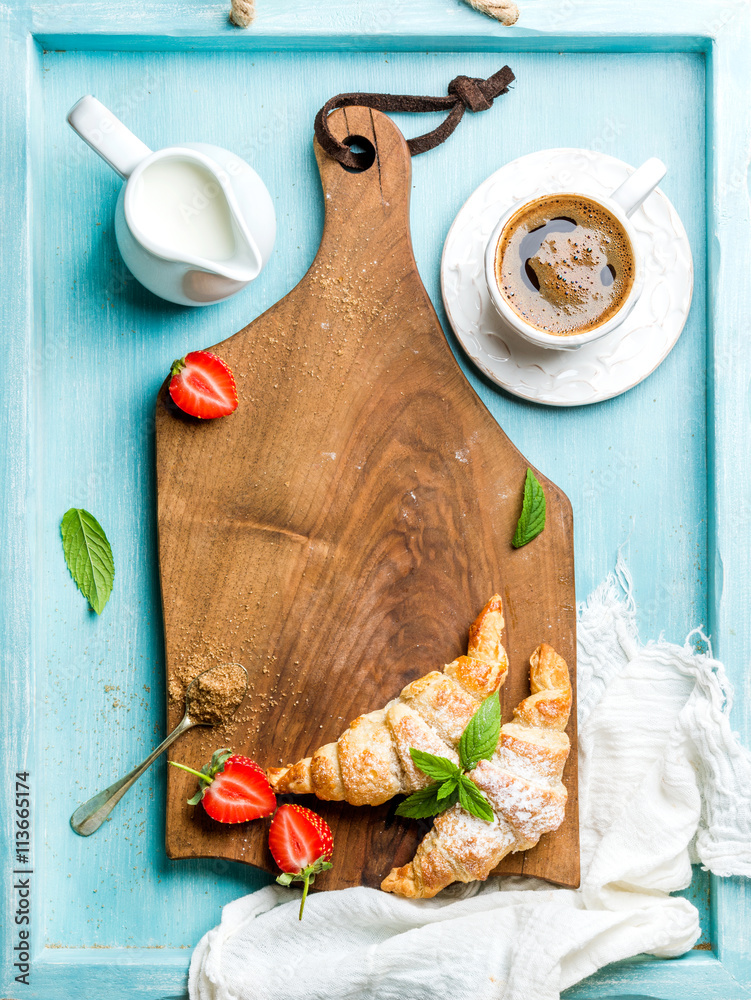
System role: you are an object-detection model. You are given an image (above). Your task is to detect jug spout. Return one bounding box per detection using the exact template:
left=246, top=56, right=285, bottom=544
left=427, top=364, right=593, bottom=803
left=179, top=198, right=264, bottom=294
left=124, top=147, right=264, bottom=283
left=214, top=199, right=264, bottom=284
left=67, top=95, right=152, bottom=180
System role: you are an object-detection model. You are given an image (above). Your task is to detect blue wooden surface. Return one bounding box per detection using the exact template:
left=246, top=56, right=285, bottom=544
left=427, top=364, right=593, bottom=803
left=1, top=1, right=750, bottom=997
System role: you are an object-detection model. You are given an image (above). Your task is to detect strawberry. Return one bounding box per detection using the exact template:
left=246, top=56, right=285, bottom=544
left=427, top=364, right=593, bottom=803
left=168, top=350, right=238, bottom=419
left=170, top=748, right=275, bottom=823
left=268, top=804, right=334, bottom=919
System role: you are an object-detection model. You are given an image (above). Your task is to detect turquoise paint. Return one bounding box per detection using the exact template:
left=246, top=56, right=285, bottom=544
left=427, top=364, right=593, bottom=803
left=1, top=1, right=749, bottom=997
left=32, top=33, right=712, bottom=54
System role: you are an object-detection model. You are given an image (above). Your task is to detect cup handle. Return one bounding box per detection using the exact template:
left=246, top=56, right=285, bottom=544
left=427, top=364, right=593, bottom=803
left=67, top=95, right=152, bottom=180
left=610, top=157, right=667, bottom=217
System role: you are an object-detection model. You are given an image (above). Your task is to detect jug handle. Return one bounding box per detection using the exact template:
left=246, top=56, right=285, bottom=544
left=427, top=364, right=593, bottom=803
left=67, top=95, right=152, bottom=179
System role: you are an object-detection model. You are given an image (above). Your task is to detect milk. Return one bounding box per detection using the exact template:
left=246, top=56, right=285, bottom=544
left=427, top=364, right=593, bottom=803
left=131, top=158, right=236, bottom=262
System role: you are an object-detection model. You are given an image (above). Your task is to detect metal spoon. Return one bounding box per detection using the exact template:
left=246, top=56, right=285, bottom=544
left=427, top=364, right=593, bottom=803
left=70, top=663, right=248, bottom=836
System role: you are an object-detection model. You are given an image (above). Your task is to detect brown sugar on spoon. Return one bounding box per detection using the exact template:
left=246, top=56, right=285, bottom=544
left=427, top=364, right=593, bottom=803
left=185, top=661, right=248, bottom=726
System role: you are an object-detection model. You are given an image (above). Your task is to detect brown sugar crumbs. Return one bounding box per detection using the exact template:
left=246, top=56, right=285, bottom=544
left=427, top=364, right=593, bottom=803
left=183, top=661, right=248, bottom=726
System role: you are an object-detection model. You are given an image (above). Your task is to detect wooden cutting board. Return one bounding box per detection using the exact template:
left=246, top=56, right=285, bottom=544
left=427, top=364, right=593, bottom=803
left=156, top=106, right=579, bottom=891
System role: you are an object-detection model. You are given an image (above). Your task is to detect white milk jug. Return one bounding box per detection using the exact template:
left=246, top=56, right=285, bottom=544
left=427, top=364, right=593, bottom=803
left=68, top=95, right=276, bottom=306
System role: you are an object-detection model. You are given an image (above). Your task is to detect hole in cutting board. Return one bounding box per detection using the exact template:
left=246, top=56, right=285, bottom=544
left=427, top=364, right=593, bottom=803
left=341, top=134, right=376, bottom=172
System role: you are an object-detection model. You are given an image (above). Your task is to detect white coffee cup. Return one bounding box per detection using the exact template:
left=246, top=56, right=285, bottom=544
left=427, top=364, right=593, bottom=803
left=484, top=157, right=667, bottom=351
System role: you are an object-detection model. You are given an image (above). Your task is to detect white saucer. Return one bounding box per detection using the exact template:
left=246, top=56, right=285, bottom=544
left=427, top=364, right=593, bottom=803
left=440, top=148, right=694, bottom=406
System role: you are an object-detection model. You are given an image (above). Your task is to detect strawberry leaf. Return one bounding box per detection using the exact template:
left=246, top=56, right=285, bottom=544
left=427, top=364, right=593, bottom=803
left=458, top=774, right=494, bottom=822
left=459, top=693, right=501, bottom=772
left=61, top=508, right=114, bottom=614
left=171, top=748, right=232, bottom=804
left=205, top=748, right=233, bottom=778
left=408, top=749, right=461, bottom=783
left=276, top=857, right=334, bottom=920
left=512, top=468, right=546, bottom=549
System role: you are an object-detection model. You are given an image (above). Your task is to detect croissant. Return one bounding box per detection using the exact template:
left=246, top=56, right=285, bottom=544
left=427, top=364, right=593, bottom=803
left=267, top=596, right=509, bottom=805
left=266, top=598, right=572, bottom=900
left=381, top=642, right=571, bottom=897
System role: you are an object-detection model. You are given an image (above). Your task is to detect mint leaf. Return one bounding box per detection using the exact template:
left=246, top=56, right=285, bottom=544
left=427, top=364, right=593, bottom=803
left=458, top=775, right=494, bottom=822
left=436, top=777, right=459, bottom=801
left=399, top=689, right=501, bottom=827
left=60, top=508, right=115, bottom=614
left=409, top=749, right=460, bottom=783
left=512, top=468, right=546, bottom=549
left=459, top=693, right=501, bottom=771
left=395, top=784, right=442, bottom=819
left=396, top=783, right=458, bottom=819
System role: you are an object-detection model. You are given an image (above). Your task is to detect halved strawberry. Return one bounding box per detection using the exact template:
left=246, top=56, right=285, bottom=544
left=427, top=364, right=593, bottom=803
left=170, top=749, right=275, bottom=823
left=268, top=804, right=334, bottom=919
left=168, top=350, right=238, bottom=419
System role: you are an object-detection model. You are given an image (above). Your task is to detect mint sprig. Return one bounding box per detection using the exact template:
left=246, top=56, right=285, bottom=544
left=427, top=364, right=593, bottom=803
left=395, top=693, right=501, bottom=824
left=512, top=468, right=546, bottom=549
left=60, top=508, right=115, bottom=614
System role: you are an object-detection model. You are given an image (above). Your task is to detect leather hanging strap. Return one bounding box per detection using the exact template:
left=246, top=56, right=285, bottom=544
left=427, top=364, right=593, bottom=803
left=314, top=66, right=515, bottom=169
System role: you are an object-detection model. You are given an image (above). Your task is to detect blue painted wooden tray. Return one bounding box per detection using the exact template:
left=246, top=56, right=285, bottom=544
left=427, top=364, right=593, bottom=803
left=1, top=1, right=749, bottom=997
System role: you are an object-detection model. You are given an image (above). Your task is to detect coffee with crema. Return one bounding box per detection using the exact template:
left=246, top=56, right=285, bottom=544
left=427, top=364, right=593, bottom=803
left=495, top=194, right=635, bottom=336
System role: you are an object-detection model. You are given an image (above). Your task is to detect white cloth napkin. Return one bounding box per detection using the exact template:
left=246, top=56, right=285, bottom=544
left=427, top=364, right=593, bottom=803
left=189, top=558, right=751, bottom=1000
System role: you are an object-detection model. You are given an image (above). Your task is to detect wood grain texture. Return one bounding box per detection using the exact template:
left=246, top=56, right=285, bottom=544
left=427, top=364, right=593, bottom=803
left=156, top=106, right=579, bottom=891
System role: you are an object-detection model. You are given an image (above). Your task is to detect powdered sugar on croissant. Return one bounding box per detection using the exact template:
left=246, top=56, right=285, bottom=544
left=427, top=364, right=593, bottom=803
left=266, top=596, right=509, bottom=806
left=380, top=643, right=572, bottom=898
